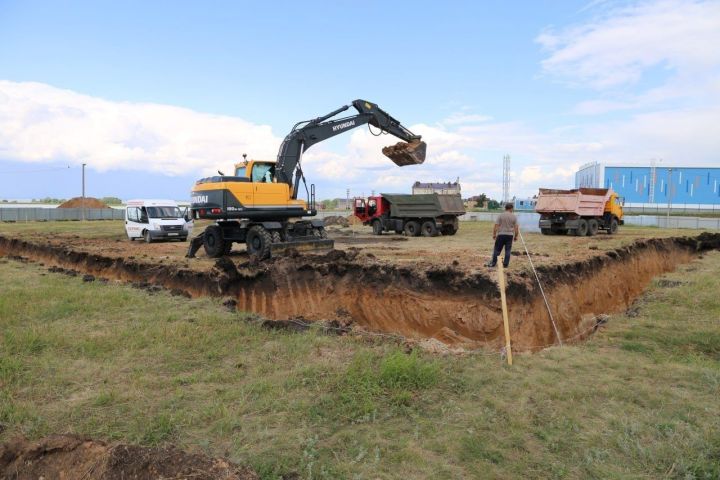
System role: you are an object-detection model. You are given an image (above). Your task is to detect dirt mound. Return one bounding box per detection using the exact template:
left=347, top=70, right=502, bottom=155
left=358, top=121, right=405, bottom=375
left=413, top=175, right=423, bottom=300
left=0, top=435, right=258, bottom=480
left=323, top=215, right=349, bottom=227
left=58, top=197, right=110, bottom=209
left=346, top=215, right=363, bottom=225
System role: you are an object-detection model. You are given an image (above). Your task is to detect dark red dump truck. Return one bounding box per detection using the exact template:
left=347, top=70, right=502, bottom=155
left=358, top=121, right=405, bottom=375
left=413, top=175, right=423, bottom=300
left=353, top=193, right=465, bottom=237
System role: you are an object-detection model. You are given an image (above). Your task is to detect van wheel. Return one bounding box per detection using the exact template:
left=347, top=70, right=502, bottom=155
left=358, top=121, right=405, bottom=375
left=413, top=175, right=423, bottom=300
left=246, top=225, right=272, bottom=260
left=203, top=225, right=225, bottom=257
left=404, top=220, right=421, bottom=237
left=421, top=220, right=438, bottom=237
left=143, top=230, right=152, bottom=243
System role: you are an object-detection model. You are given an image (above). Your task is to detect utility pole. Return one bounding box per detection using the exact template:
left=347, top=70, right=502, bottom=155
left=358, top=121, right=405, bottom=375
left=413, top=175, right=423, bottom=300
left=82, top=163, right=87, bottom=221
left=502, top=154, right=511, bottom=204
left=346, top=188, right=350, bottom=210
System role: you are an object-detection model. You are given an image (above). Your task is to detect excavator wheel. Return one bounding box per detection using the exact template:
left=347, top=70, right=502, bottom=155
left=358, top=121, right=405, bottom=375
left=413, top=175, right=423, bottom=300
left=246, top=225, right=272, bottom=260
left=203, top=225, right=226, bottom=258
left=404, top=220, right=421, bottom=237
left=312, top=227, right=328, bottom=239
left=421, top=220, right=438, bottom=237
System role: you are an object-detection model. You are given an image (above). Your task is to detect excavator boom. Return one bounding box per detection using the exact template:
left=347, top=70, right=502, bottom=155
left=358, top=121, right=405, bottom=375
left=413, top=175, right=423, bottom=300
left=277, top=99, right=426, bottom=198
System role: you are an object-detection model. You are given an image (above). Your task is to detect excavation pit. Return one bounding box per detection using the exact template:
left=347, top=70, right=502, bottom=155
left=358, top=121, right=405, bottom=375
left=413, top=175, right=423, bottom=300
left=1, top=231, right=718, bottom=352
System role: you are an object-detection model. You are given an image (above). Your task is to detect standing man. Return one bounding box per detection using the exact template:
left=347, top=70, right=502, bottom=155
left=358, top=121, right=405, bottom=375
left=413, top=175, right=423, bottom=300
left=486, top=203, right=519, bottom=268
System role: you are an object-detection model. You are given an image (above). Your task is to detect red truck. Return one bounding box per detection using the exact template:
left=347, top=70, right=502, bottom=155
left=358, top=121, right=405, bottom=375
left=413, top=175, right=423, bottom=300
left=353, top=193, right=465, bottom=237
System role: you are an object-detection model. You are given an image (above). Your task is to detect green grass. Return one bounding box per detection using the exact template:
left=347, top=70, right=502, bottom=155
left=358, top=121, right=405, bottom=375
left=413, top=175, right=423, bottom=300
left=1, top=254, right=720, bottom=479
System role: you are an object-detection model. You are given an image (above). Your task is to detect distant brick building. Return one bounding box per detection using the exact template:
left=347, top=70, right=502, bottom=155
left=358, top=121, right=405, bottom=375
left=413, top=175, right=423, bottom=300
left=412, top=180, right=461, bottom=195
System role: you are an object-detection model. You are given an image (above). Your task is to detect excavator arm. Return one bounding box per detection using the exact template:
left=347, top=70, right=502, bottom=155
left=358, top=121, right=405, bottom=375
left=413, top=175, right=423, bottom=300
left=276, top=99, right=426, bottom=199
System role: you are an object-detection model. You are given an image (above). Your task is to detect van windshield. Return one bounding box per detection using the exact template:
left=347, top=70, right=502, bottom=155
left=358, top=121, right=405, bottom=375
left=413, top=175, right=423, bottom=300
left=147, top=206, right=182, bottom=219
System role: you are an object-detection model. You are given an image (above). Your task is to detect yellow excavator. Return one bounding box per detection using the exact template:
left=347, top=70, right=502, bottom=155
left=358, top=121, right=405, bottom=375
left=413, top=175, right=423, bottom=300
left=187, top=99, right=426, bottom=259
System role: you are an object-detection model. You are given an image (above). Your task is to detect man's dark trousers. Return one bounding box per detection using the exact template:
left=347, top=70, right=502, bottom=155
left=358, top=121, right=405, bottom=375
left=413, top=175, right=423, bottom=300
left=490, top=234, right=514, bottom=267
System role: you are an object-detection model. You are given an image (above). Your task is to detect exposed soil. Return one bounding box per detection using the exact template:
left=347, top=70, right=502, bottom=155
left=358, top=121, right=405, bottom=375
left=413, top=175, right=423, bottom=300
left=58, top=197, right=111, bottom=209
left=0, top=435, right=258, bottom=480
left=1, top=231, right=718, bottom=351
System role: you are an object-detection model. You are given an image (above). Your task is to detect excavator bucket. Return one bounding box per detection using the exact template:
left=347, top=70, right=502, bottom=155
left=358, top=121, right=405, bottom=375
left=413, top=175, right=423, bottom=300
left=382, top=140, right=427, bottom=166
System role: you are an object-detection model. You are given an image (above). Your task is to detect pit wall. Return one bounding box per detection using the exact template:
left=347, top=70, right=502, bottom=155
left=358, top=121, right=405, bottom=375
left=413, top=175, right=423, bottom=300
left=1, top=233, right=718, bottom=351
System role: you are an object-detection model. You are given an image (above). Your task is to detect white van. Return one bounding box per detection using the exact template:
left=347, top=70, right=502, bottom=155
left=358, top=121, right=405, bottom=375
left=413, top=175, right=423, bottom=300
left=125, top=199, right=193, bottom=243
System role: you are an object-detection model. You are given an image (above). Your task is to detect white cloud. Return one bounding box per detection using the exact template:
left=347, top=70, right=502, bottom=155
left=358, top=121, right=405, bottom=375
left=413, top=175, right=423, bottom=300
left=0, top=81, right=280, bottom=176
left=537, top=0, right=720, bottom=90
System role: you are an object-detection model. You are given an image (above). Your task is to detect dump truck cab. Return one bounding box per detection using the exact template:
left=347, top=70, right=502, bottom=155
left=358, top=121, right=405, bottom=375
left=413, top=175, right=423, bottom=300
left=605, top=192, right=625, bottom=221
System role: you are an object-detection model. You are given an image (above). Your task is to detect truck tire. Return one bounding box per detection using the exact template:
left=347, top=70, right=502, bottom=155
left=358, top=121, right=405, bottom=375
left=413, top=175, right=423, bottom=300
left=203, top=225, right=225, bottom=257
left=223, top=241, right=233, bottom=255
left=372, top=220, right=383, bottom=235
left=271, top=230, right=282, bottom=243
left=143, top=230, right=152, bottom=243
left=588, top=219, right=599, bottom=236
left=404, top=220, right=421, bottom=237
left=609, top=218, right=619, bottom=234
left=576, top=219, right=589, bottom=236
left=421, top=220, right=438, bottom=237
left=540, top=228, right=552, bottom=235
left=441, top=224, right=458, bottom=236
left=246, top=225, right=272, bottom=259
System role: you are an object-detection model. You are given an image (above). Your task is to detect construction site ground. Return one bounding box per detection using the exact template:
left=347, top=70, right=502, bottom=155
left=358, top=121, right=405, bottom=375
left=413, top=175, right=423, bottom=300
left=1, top=219, right=719, bottom=478
left=0, top=219, right=695, bottom=273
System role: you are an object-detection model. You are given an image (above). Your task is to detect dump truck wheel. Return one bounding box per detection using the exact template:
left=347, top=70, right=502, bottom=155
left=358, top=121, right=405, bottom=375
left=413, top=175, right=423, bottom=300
left=372, top=220, right=383, bottom=235
left=404, top=220, right=421, bottom=237
left=441, top=224, right=458, bottom=236
left=271, top=231, right=282, bottom=243
left=222, top=242, right=233, bottom=255
left=421, top=220, right=438, bottom=237
left=246, top=225, right=272, bottom=260
left=541, top=228, right=552, bottom=235
left=576, top=219, right=589, bottom=236
left=202, top=225, right=225, bottom=257
left=609, top=219, right=619, bottom=234
left=588, top=219, right=599, bottom=236
left=143, top=230, right=152, bottom=243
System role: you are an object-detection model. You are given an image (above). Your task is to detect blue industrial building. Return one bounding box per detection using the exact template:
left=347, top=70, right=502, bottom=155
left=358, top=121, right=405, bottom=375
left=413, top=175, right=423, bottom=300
left=576, top=163, right=720, bottom=207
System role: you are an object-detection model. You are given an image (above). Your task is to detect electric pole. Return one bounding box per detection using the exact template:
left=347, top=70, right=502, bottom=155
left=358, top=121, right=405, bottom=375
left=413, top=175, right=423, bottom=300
left=82, top=163, right=87, bottom=221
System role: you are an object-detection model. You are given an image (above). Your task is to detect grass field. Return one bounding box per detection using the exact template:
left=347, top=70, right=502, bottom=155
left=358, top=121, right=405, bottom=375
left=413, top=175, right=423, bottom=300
left=1, top=248, right=719, bottom=478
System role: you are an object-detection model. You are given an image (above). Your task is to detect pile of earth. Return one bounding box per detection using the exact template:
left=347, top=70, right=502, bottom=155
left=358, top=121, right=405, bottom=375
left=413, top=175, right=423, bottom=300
left=0, top=435, right=259, bottom=480
left=58, top=197, right=110, bottom=209
left=323, top=215, right=350, bottom=227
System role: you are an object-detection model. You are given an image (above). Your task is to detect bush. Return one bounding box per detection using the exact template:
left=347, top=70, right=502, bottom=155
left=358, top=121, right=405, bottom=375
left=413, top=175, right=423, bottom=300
left=379, top=350, right=439, bottom=390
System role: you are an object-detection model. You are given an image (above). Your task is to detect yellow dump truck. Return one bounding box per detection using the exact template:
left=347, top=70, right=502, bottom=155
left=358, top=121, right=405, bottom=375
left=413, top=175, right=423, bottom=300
left=535, top=188, right=624, bottom=236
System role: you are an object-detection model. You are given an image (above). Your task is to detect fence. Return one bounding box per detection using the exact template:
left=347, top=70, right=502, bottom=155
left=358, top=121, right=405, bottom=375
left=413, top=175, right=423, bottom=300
left=624, top=204, right=720, bottom=215
left=0, top=208, right=125, bottom=222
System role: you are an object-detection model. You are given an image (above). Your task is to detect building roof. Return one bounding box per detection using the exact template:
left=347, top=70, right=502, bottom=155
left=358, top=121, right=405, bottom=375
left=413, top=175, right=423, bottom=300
left=412, top=181, right=460, bottom=189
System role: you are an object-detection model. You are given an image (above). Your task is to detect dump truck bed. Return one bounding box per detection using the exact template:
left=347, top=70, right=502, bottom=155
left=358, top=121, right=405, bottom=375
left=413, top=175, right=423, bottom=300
left=535, top=188, right=612, bottom=217
left=382, top=193, right=466, bottom=218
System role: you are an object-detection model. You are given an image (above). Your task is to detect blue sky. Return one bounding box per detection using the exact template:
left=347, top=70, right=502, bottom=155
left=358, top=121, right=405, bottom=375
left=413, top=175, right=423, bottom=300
left=1, top=0, right=719, bottom=201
